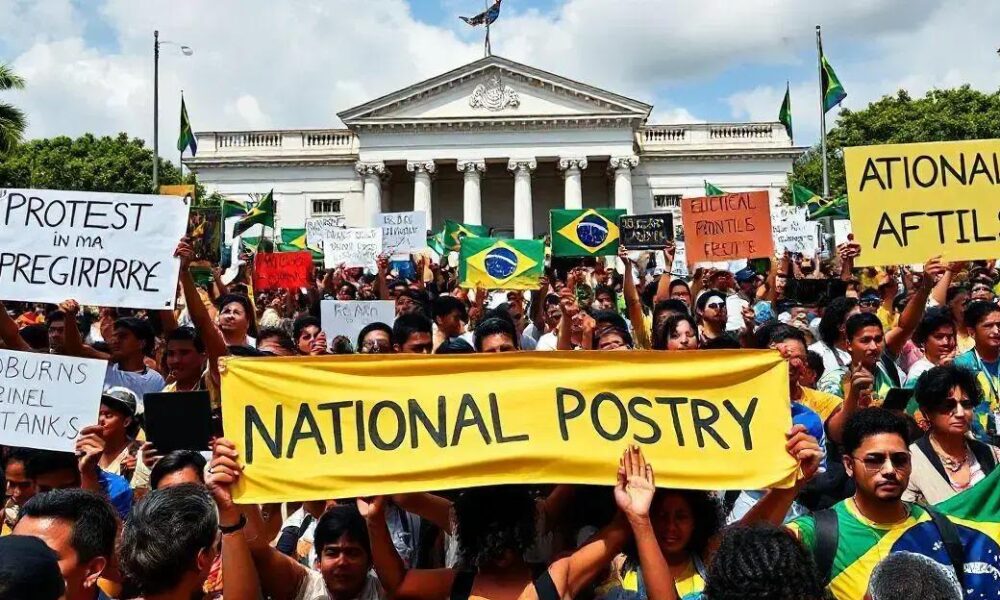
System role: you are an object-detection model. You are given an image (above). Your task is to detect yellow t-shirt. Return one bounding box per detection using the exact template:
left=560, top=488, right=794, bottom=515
left=615, top=556, right=705, bottom=599
left=876, top=306, right=898, bottom=331
left=799, top=386, right=844, bottom=424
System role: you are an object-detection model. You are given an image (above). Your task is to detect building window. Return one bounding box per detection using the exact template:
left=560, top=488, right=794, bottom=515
left=312, top=199, right=342, bottom=215
left=653, top=194, right=682, bottom=210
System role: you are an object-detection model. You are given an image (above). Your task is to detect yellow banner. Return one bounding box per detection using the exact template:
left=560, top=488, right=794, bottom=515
left=159, top=184, right=196, bottom=201
left=844, top=139, right=1000, bottom=266
left=221, top=351, right=796, bottom=503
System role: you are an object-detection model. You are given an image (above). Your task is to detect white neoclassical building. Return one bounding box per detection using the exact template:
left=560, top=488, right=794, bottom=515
left=185, top=55, right=804, bottom=238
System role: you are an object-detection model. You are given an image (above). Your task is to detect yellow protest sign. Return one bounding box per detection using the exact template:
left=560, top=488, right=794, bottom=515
left=221, top=351, right=797, bottom=503
left=844, top=139, right=1000, bottom=266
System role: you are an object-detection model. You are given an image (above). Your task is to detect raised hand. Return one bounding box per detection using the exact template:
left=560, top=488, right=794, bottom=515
left=614, top=445, right=656, bottom=520
left=207, top=438, right=242, bottom=511
left=75, top=425, right=106, bottom=475
left=174, top=238, right=195, bottom=271
left=847, top=365, right=875, bottom=407
left=58, top=299, right=80, bottom=316
left=785, top=425, right=823, bottom=483
left=356, top=496, right=386, bottom=521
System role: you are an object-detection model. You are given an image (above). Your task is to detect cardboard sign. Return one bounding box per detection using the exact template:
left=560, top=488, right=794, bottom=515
left=681, top=191, right=774, bottom=265
left=305, top=216, right=346, bottom=249
left=619, top=214, right=674, bottom=250
left=376, top=211, right=427, bottom=256
left=0, top=188, right=190, bottom=309
left=159, top=184, right=196, bottom=202
left=253, top=251, right=313, bottom=290
left=0, top=350, right=106, bottom=452
left=320, top=300, right=395, bottom=350
left=844, top=139, right=1000, bottom=266
left=323, top=228, right=382, bottom=270
left=772, top=206, right=820, bottom=255
left=834, top=219, right=853, bottom=246
left=143, top=391, right=213, bottom=453
left=186, top=207, right=222, bottom=265
left=221, top=351, right=796, bottom=503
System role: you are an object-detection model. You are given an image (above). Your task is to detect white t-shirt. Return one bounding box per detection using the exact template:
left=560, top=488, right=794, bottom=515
left=808, top=341, right=851, bottom=373
left=294, top=569, right=385, bottom=600
left=104, top=364, right=166, bottom=411
left=906, top=357, right=936, bottom=383
left=536, top=332, right=558, bottom=351
left=725, top=294, right=750, bottom=332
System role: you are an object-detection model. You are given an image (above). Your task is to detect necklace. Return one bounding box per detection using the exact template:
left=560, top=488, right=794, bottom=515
left=930, top=436, right=969, bottom=473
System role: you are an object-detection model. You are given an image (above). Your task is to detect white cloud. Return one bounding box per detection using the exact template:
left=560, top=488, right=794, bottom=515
left=650, top=107, right=703, bottom=125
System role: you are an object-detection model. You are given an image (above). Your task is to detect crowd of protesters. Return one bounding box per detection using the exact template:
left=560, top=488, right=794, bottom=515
left=2, top=232, right=998, bottom=600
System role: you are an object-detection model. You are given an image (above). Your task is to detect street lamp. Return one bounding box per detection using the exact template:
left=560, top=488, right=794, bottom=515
left=152, top=30, right=193, bottom=191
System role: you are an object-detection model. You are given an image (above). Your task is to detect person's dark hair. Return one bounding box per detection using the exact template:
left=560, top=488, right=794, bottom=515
left=24, top=450, right=79, bottom=483
left=913, top=308, right=955, bottom=347
left=818, top=296, right=860, bottom=347
left=669, top=279, right=691, bottom=297
left=806, top=350, right=825, bottom=380
left=18, top=489, right=118, bottom=563
left=432, top=295, right=468, bottom=322
left=594, top=325, right=633, bottom=349
left=165, top=326, right=206, bottom=354
left=257, top=327, right=296, bottom=352
left=624, top=490, right=721, bottom=565
left=149, top=451, right=208, bottom=490
left=119, top=484, right=218, bottom=596
left=913, top=364, right=983, bottom=417
left=653, top=314, right=699, bottom=350
left=215, top=293, right=258, bottom=336
left=945, top=285, right=968, bottom=305
left=357, top=322, right=392, bottom=350
left=114, top=317, right=156, bottom=355
left=392, top=313, right=433, bottom=347
left=841, top=408, right=911, bottom=456
left=867, top=551, right=962, bottom=600
left=892, top=293, right=909, bottom=314
left=19, top=324, right=49, bottom=350
left=435, top=338, right=476, bottom=354
left=45, top=310, right=66, bottom=325
left=313, top=504, right=371, bottom=560
left=845, top=312, right=884, bottom=341
left=292, top=316, right=322, bottom=343
left=594, top=284, right=617, bottom=303
left=590, top=310, right=627, bottom=331
left=703, top=336, right=742, bottom=350
left=695, top=289, right=727, bottom=313
left=964, top=299, right=1000, bottom=329
left=640, top=276, right=660, bottom=310
left=753, top=322, right=806, bottom=350
left=454, top=485, right=536, bottom=569
left=474, top=317, right=517, bottom=351
left=3, top=447, right=36, bottom=471
left=653, top=299, right=690, bottom=320
left=703, top=523, right=827, bottom=600
left=398, top=289, right=430, bottom=315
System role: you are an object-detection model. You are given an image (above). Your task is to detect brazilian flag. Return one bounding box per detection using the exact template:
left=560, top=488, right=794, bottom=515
left=177, top=95, right=197, bottom=156
left=821, top=54, right=847, bottom=113
left=428, top=231, right=446, bottom=256
left=550, top=208, right=625, bottom=257
left=443, top=220, right=490, bottom=252
left=233, top=190, right=274, bottom=238
left=222, top=198, right=247, bottom=220
left=704, top=180, right=726, bottom=196
left=791, top=182, right=849, bottom=219
left=459, top=238, right=544, bottom=291
left=279, top=228, right=323, bottom=260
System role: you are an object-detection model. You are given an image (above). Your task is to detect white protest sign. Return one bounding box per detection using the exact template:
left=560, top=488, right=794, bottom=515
left=0, top=189, right=190, bottom=309
left=0, top=350, right=106, bottom=452
left=323, top=228, right=382, bottom=270
left=671, top=242, right=689, bottom=278
left=772, top=206, right=819, bottom=255
left=306, top=216, right=346, bottom=249
left=320, top=300, right=396, bottom=350
left=375, top=211, right=427, bottom=256
left=834, top=219, right=853, bottom=246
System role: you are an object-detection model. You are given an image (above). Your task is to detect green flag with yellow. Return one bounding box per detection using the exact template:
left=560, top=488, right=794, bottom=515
left=279, top=228, right=323, bottom=260
left=459, top=238, right=545, bottom=290
left=233, top=190, right=275, bottom=238
left=550, top=208, right=625, bottom=257
left=443, top=220, right=490, bottom=252
left=704, top=181, right=726, bottom=196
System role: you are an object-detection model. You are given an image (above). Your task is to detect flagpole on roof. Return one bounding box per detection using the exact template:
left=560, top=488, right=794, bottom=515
left=816, top=25, right=829, bottom=200
left=179, top=90, right=184, bottom=180
left=484, top=0, right=491, bottom=56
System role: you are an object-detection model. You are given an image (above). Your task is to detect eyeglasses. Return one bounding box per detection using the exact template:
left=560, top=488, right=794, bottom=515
left=705, top=301, right=725, bottom=310
left=859, top=299, right=879, bottom=307
left=935, top=399, right=977, bottom=414
left=851, top=452, right=911, bottom=472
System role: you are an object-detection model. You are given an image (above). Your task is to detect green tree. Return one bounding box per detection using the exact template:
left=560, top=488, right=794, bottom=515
left=0, top=62, right=27, bottom=155
left=0, top=132, right=198, bottom=193
left=792, top=86, right=1000, bottom=197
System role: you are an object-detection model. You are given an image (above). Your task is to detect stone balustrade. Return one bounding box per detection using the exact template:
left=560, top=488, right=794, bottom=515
left=639, top=122, right=791, bottom=151
left=194, top=129, right=360, bottom=157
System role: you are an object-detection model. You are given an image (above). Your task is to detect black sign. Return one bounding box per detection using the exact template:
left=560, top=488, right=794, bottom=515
left=143, top=391, right=214, bottom=453
left=618, top=214, right=674, bottom=250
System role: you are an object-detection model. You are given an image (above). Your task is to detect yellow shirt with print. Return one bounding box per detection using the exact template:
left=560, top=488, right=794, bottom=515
left=799, top=386, right=844, bottom=424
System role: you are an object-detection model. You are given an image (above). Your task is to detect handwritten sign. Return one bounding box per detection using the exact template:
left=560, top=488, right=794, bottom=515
left=619, top=214, right=673, bottom=250
left=681, top=191, right=774, bottom=265
left=834, top=219, right=853, bottom=246
left=845, top=139, right=1000, bottom=266
left=772, top=206, right=819, bottom=255
left=0, top=188, right=190, bottom=309
left=320, top=300, right=396, bottom=350
left=253, top=251, right=313, bottom=291
left=323, top=228, right=382, bottom=270
left=376, top=211, right=427, bottom=256
left=0, top=350, right=106, bottom=452
left=305, top=216, right=346, bottom=249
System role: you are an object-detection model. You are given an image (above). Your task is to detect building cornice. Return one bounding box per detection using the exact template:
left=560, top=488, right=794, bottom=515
left=184, top=156, right=359, bottom=170
left=639, top=147, right=808, bottom=161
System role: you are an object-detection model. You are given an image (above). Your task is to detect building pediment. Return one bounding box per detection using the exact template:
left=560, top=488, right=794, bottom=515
left=338, top=55, right=651, bottom=130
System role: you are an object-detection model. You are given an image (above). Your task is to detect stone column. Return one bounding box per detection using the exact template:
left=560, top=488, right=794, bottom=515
left=406, top=160, right=436, bottom=227
left=508, top=159, right=537, bottom=239
left=355, top=161, right=386, bottom=225
left=379, top=170, right=392, bottom=214
left=558, top=157, right=588, bottom=210
left=457, top=160, right=487, bottom=225
left=609, top=156, right=639, bottom=213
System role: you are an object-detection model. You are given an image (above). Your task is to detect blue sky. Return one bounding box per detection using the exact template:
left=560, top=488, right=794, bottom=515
left=4, top=0, right=998, bottom=152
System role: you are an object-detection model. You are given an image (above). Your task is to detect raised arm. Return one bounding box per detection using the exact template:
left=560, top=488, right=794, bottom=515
left=59, top=300, right=109, bottom=360
left=652, top=244, right=677, bottom=305
left=735, top=425, right=822, bottom=530
left=617, top=447, right=676, bottom=600
left=886, top=256, right=946, bottom=357
left=175, top=240, right=229, bottom=380
left=619, top=247, right=649, bottom=341
left=530, top=276, right=550, bottom=334
left=0, top=301, right=32, bottom=351
left=207, top=440, right=262, bottom=600
left=377, top=255, right=391, bottom=300
left=391, top=492, right=454, bottom=534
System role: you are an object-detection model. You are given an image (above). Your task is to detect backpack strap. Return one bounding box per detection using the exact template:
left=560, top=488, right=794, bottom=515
left=812, top=509, right=840, bottom=585
left=879, top=352, right=902, bottom=388
left=449, top=571, right=476, bottom=600
left=533, top=569, right=561, bottom=600
left=927, top=508, right=966, bottom=589
left=915, top=435, right=952, bottom=482
left=968, top=439, right=997, bottom=475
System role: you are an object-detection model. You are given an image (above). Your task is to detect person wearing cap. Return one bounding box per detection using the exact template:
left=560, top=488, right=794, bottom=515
left=857, top=290, right=881, bottom=316
left=97, top=387, right=142, bottom=483
left=695, top=290, right=730, bottom=344
left=0, top=535, right=65, bottom=600
left=726, top=268, right=758, bottom=332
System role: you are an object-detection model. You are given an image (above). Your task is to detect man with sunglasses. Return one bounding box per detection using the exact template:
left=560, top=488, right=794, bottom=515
left=954, top=300, right=1000, bottom=444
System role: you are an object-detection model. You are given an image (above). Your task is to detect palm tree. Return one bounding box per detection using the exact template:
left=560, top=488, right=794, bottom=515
left=0, top=63, right=26, bottom=155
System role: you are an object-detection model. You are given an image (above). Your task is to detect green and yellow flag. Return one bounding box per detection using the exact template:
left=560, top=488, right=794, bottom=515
left=459, top=238, right=545, bottom=290
left=550, top=208, right=625, bottom=257
left=222, top=198, right=247, bottom=220
left=177, top=95, right=197, bottom=156
left=820, top=54, right=847, bottom=113
left=704, top=181, right=726, bottom=196
left=233, top=190, right=275, bottom=238
left=443, top=220, right=490, bottom=252
left=279, top=228, right=323, bottom=260
left=428, top=231, right=446, bottom=256
left=779, top=82, right=793, bottom=142
left=791, top=182, right=849, bottom=219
